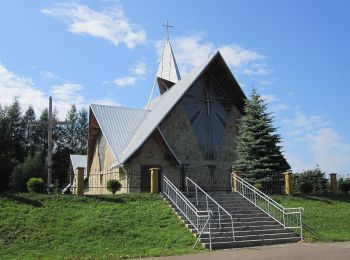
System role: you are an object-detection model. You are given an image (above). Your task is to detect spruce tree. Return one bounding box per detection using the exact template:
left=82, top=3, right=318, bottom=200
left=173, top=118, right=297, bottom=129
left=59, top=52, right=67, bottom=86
left=233, top=88, right=289, bottom=190
left=65, top=105, right=78, bottom=152
left=76, top=108, right=88, bottom=154
left=23, top=106, right=37, bottom=155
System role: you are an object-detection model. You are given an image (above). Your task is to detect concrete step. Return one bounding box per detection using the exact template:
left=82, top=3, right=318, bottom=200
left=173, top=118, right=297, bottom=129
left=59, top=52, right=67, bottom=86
left=203, top=237, right=301, bottom=249
left=162, top=191, right=301, bottom=250
left=200, top=232, right=298, bottom=243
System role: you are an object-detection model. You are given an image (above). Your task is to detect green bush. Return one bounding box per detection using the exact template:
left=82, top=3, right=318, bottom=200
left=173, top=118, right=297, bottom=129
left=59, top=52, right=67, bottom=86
left=339, top=181, right=350, bottom=194
left=293, top=168, right=328, bottom=194
left=300, top=182, right=313, bottom=194
left=107, top=180, right=122, bottom=195
left=27, top=178, right=46, bottom=193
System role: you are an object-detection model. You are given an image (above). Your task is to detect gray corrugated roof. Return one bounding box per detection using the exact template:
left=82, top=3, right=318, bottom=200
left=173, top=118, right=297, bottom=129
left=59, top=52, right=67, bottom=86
left=90, top=104, right=149, bottom=163
left=70, top=154, right=87, bottom=178
left=113, top=52, right=220, bottom=167
left=70, top=154, right=87, bottom=169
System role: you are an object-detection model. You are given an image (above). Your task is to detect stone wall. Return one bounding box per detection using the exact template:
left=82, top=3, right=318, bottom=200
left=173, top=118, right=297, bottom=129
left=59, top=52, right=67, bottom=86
left=123, top=134, right=180, bottom=193
left=84, top=133, right=127, bottom=195
left=159, top=101, right=242, bottom=190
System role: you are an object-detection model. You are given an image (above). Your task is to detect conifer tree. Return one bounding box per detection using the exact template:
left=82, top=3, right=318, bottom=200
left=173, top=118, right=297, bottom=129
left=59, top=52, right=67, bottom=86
left=65, top=105, right=78, bottom=152
left=23, top=106, right=37, bottom=155
left=76, top=108, right=88, bottom=154
left=233, top=89, right=289, bottom=189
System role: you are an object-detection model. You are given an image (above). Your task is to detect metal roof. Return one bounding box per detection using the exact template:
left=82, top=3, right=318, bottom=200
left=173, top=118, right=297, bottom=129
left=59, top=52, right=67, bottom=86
left=156, top=39, right=181, bottom=83
left=70, top=154, right=87, bottom=169
left=113, top=52, right=220, bottom=167
left=90, top=104, right=149, bottom=163
left=70, top=154, right=87, bottom=178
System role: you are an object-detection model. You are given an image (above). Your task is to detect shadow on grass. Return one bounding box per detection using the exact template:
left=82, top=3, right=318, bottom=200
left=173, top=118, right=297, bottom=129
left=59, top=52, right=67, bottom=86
left=87, top=195, right=126, bottom=204
left=295, top=194, right=350, bottom=204
left=0, top=193, right=43, bottom=207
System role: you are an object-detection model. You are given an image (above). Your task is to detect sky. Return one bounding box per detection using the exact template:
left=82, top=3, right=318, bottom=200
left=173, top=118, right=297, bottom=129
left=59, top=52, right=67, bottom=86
left=0, top=0, right=349, bottom=176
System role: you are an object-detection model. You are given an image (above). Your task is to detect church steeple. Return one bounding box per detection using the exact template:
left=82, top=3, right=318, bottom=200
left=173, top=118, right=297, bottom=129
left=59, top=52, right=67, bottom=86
left=156, top=21, right=181, bottom=94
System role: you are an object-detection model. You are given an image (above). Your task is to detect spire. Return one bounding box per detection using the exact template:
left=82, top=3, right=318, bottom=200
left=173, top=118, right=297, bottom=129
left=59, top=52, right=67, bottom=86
left=156, top=21, right=181, bottom=94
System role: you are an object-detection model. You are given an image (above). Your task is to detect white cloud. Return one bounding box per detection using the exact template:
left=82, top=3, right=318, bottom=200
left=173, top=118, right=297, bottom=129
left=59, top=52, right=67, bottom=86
left=0, top=63, right=48, bottom=114
left=156, top=33, right=268, bottom=76
left=261, top=94, right=279, bottom=103
left=42, top=3, right=146, bottom=49
left=112, top=60, right=147, bottom=88
left=130, top=61, right=147, bottom=76
left=93, top=98, right=120, bottom=106
left=113, top=76, right=137, bottom=87
left=40, top=70, right=60, bottom=81
left=271, top=103, right=289, bottom=112
left=0, top=63, right=88, bottom=119
left=242, top=63, right=271, bottom=76
left=283, top=111, right=350, bottom=174
left=51, top=83, right=84, bottom=101
left=260, top=79, right=275, bottom=86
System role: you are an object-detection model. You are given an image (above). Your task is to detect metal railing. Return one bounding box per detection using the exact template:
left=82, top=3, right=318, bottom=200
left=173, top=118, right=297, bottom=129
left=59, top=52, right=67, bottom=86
left=185, top=177, right=235, bottom=241
left=160, top=175, right=213, bottom=249
left=233, top=173, right=304, bottom=239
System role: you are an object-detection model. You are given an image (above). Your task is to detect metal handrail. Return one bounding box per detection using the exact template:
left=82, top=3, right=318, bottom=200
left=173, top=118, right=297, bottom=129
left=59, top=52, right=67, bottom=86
left=161, top=175, right=213, bottom=249
left=185, top=177, right=235, bottom=241
left=233, top=173, right=304, bottom=239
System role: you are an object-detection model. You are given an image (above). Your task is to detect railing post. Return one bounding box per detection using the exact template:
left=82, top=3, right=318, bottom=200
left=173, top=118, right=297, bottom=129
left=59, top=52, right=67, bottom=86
left=195, top=186, right=198, bottom=205
left=254, top=189, right=257, bottom=205
left=329, top=173, right=337, bottom=194
left=186, top=178, right=189, bottom=196
left=209, top=217, right=212, bottom=250
left=283, top=171, right=293, bottom=195
left=76, top=167, right=84, bottom=195
left=218, top=206, right=221, bottom=228
left=233, top=171, right=241, bottom=192
left=149, top=168, right=160, bottom=193
left=206, top=196, right=209, bottom=211
left=300, top=209, right=303, bottom=240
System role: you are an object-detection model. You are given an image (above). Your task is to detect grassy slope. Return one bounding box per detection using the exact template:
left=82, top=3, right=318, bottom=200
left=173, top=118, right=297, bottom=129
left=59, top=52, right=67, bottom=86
left=273, top=194, right=350, bottom=242
left=0, top=193, right=199, bottom=259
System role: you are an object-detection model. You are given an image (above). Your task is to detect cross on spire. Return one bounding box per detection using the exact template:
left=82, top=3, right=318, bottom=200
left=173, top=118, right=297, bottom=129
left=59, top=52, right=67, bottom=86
left=162, top=20, right=173, bottom=40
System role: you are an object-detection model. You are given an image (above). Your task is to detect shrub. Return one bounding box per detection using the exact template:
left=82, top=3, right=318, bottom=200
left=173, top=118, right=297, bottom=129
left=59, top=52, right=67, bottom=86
left=339, top=181, right=350, bottom=194
left=107, top=180, right=122, bottom=195
left=293, top=168, right=328, bottom=194
left=300, top=182, right=313, bottom=194
left=27, top=178, right=46, bottom=193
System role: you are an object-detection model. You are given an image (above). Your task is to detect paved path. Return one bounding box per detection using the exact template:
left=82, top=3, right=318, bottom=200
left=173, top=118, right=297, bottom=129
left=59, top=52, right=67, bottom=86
left=140, top=242, right=350, bottom=260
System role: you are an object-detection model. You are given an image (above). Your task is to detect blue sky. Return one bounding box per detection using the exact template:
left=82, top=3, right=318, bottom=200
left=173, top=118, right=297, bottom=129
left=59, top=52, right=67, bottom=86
left=0, top=0, right=349, bottom=175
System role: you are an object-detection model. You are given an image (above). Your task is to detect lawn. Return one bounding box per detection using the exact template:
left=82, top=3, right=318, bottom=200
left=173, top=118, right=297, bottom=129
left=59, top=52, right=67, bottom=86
left=0, top=193, right=199, bottom=259
left=273, top=194, right=350, bottom=242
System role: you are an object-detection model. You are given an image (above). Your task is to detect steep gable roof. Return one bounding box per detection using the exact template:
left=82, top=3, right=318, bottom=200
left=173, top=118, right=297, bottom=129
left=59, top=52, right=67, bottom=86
left=89, top=105, right=149, bottom=165
left=113, top=51, right=246, bottom=167
left=156, top=39, right=181, bottom=84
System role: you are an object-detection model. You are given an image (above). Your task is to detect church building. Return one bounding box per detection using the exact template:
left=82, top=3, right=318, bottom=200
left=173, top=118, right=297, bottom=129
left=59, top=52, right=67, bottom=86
left=83, top=36, right=246, bottom=195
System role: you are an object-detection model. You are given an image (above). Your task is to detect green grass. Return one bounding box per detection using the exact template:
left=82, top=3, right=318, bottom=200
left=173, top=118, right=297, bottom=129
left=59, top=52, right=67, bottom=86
left=0, top=193, right=200, bottom=259
left=273, top=194, right=350, bottom=242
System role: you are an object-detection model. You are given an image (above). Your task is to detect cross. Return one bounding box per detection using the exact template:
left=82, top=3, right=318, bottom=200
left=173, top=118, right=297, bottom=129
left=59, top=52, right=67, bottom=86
left=162, top=20, right=173, bottom=40
left=30, top=96, right=66, bottom=194
left=200, top=90, right=216, bottom=116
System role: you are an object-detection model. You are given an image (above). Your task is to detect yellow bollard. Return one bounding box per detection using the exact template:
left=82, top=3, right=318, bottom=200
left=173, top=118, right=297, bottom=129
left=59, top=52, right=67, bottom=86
left=149, top=168, right=160, bottom=193
left=283, top=171, right=293, bottom=195
left=76, top=167, right=84, bottom=195
left=233, top=171, right=241, bottom=192
left=329, top=173, right=337, bottom=194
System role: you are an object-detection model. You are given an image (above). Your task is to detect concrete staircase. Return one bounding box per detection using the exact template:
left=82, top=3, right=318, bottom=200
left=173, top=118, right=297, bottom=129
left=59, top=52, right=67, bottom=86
left=165, top=191, right=300, bottom=249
